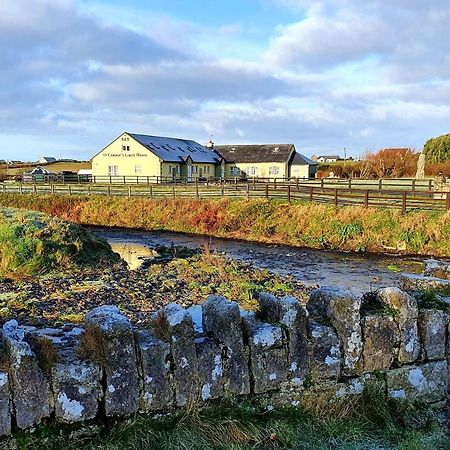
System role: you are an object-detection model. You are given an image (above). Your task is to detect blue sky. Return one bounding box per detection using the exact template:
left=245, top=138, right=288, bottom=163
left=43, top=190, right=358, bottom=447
left=1, top=0, right=450, bottom=161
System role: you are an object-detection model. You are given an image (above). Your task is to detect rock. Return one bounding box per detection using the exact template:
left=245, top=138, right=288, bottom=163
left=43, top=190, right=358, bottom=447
left=360, top=315, right=398, bottom=373
left=164, top=303, right=198, bottom=407
left=376, top=287, right=420, bottom=363
left=418, top=309, right=448, bottom=361
left=335, top=373, right=385, bottom=399
left=307, top=287, right=362, bottom=375
left=424, top=259, right=450, bottom=280
left=2, top=320, right=52, bottom=429
left=196, top=337, right=223, bottom=401
left=256, top=293, right=309, bottom=386
left=0, top=371, right=10, bottom=437
left=387, top=360, right=448, bottom=403
left=400, top=274, right=450, bottom=295
left=309, top=321, right=341, bottom=382
left=84, top=305, right=139, bottom=417
left=202, top=296, right=250, bottom=395
left=135, top=330, right=173, bottom=411
left=243, top=318, right=288, bottom=394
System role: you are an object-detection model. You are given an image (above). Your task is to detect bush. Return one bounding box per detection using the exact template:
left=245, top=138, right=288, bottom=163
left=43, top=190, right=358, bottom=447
left=424, top=133, right=450, bottom=163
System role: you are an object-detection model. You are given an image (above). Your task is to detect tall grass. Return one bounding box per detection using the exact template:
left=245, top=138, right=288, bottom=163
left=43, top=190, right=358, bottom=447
left=0, top=194, right=449, bottom=256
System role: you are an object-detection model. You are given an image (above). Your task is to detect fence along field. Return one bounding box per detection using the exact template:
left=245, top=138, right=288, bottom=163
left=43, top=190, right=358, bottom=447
left=1, top=176, right=449, bottom=212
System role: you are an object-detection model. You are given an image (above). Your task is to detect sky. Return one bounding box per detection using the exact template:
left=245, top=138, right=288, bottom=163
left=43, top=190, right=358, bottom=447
left=1, top=0, right=450, bottom=161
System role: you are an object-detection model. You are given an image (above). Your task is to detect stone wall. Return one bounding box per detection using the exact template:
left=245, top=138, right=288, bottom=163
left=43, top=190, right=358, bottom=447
left=0, top=279, right=449, bottom=437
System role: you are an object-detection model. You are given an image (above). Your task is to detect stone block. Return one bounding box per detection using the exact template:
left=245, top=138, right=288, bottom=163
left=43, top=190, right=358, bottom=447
left=164, top=303, right=198, bottom=407
left=243, top=318, right=288, bottom=394
left=84, top=305, right=139, bottom=417
left=376, top=287, right=420, bottom=363
left=2, top=320, right=52, bottom=429
left=424, top=259, right=450, bottom=280
left=256, top=293, right=309, bottom=386
left=361, top=314, right=398, bottom=373
left=418, top=309, right=448, bottom=361
left=196, top=337, right=223, bottom=401
left=387, top=361, right=448, bottom=403
left=400, top=274, right=450, bottom=295
left=309, top=321, right=341, bottom=382
left=202, top=296, right=250, bottom=395
left=0, top=372, right=10, bottom=437
left=135, top=330, right=173, bottom=411
left=307, top=287, right=362, bottom=375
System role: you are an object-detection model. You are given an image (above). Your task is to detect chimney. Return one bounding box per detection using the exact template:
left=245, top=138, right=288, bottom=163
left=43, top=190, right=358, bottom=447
left=206, top=139, right=214, bottom=148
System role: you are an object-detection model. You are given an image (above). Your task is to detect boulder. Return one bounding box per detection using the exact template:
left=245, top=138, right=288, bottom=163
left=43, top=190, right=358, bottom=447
left=2, top=320, right=51, bottom=429
left=360, top=315, right=398, bottom=373
left=135, top=330, right=173, bottom=411
left=376, top=288, right=420, bottom=363
left=307, top=287, right=362, bottom=375
left=387, top=360, right=448, bottom=403
left=418, top=309, right=448, bottom=361
left=400, top=274, right=450, bottom=295
left=164, top=303, right=198, bottom=407
left=0, top=371, right=10, bottom=437
left=202, top=296, right=250, bottom=395
left=84, top=306, right=139, bottom=417
left=309, top=321, right=341, bottom=382
left=424, top=259, right=450, bottom=280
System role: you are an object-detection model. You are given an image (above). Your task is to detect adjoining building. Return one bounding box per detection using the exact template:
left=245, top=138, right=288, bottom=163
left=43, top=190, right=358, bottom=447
left=91, top=132, right=318, bottom=180
left=215, top=144, right=318, bottom=179
left=91, top=132, right=225, bottom=181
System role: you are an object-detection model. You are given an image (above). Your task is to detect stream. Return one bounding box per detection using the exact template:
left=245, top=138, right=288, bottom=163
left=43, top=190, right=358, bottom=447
left=91, top=227, right=430, bottom=294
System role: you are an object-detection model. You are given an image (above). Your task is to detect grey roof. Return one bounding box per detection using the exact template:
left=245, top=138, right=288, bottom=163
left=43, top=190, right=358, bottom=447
left=317, top=155, right=341, bottom=159
left=215, top=144, right=294, bottom=163
left=129, top=133, right=222, bottom=164
left=41, top=157, right=57, bottom=163
left=290, top=152, right=319, bottom=166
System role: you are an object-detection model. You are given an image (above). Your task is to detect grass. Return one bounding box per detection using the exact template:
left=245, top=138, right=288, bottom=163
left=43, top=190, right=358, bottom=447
left=6, top=384, right=449, bottom=450
left=0, top=207, right=119, bottom=280
left=0, top=195, right=449, bottom=256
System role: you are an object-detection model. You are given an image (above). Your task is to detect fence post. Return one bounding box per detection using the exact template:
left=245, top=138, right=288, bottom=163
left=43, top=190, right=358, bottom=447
left=172, top=184, right=175, bottom=200
left=446, top=192, right=450, bottom=211
left=274, top=178, right=277, bottom=190
left=296, top=178, right=299, bottom=191
left=123, top=176, right=126, bottom=184
left=402, top=191, right=407, bottom=213
left=128, top=186, right=132, bottom=198
left=19, top=184, right=23, bottom=195
left=149, top=185, right=153, bottom=199
left=88, top=185, right=91, bottom=195
left=68, top=186, right=72, bottom=196
left=265, top=184, right=269, bottom=200
left=108, top=185, right=111, bottom=196
left=246, top=184, right=250, bottom=200
left=321, top=178, right=324, bottom=190
left=287, top=185, right=291, bottom=202
left=334, top=188, right=338, bottom=207
left=195, top=179, right=199, bottom=199
left=412, top=179, right=416, bottom=196
left=309, top=186, right=313, bottom=202
left=348, top=178, right=352, bottom=190
left=364, top=190, right=369, bottom=208
left=379, top=179, right=382, bottom=190
left=234, top=177, right=238, bottom=190
left=221, top=181, right=224, bottom=196
left=429, top=179, right=433, bottom=192
left=253, top=177, right=256, bottom=190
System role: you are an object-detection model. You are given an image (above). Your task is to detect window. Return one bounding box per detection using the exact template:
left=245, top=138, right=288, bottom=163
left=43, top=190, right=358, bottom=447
left=134, top=165, right=142, bottom=175
left=122, top=145, right=130, bottom=152
left=192, top=165, right=198, bottom=174
left=108, top=165, right=118, bottom=176
left=230, top=166, right=241, bottom=176
left=247, top=166, right=258, bottom=176
left=204, top=165, right=210, bottom=173
left=269, top=166, right=280, bottom=175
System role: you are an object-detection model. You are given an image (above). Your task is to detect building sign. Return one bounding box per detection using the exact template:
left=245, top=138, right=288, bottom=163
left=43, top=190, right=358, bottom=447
left=103, top=153, right=148, bottom=158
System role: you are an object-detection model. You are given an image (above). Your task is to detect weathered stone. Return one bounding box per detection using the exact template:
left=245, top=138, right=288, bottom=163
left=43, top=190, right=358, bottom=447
left=202, top=296, right=250, bottom=395
left=309, top=321, right=341, bottom=382
left=164, top=303, right=198, bottom=406
left=2, top=320, right=52, bottom=429
left=418, top=309, right=448, bottom=361
left=335, top=373, right=385, bottom=399
left=424, top=259, right=450, bottom=280
left=377, top=287, right=420, bottom=363
left=307, top=287, right=362, bottom=375
left=243, top=317, right=288, bottom=394
left=256, top=293, right=309, bottom=386
left=135, top=330, right=173, bottom=411
left=84, top=305, right=139, bottom=417
left=400, top=273, right=450, bottom=295
left=361, top=315, right=398, bottom=373
left=0, top=371, right=10, bottom=437
left=387, top=360, right=448, bottom=403
left=196, top=337, right=223, bottom=401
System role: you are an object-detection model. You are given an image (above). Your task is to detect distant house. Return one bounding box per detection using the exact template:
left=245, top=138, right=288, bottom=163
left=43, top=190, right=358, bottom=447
left=215, top=144, right=318, bottom=179
left=22, top=166, right=53, bottom=182
left=39, top=157, right=57, bottom=164
left=92, top=132, right=224, bottom=180
left=316, top=155, right=342, bottom=163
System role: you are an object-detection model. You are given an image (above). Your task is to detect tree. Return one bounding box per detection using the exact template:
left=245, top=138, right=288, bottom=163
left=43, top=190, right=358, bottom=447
left=423, top=133, right=450, bottom=163
left=366, top=148, right=418, bottom=178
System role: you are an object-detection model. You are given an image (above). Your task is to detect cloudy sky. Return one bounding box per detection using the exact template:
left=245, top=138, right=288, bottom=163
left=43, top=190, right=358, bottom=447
left=1, top=0, right=450, bottom=161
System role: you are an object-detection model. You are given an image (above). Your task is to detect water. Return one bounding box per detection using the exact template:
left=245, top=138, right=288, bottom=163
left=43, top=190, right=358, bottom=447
left=91, top=227, right=428, bottom=294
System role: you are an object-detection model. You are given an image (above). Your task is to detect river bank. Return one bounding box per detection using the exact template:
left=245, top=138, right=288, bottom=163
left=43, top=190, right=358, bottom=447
left=0, top=194, right=449, bottom=256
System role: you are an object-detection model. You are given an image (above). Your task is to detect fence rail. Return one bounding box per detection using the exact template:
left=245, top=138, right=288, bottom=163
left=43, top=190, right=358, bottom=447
left=1, top=180, right=449, bottom=212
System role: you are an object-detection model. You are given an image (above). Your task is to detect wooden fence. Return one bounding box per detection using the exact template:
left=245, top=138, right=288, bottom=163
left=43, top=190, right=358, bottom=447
left=1, top=180, right=449, bottom=212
